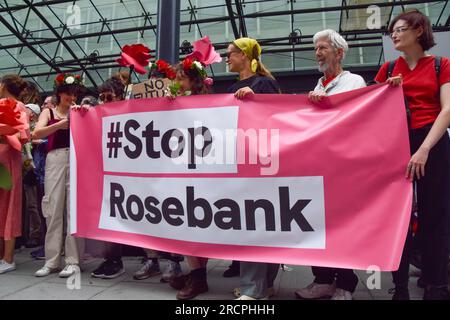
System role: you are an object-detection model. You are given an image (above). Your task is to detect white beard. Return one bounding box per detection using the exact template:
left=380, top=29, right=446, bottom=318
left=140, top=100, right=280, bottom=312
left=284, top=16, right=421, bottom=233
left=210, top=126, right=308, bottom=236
left=318, top=62, right=329, bottom=73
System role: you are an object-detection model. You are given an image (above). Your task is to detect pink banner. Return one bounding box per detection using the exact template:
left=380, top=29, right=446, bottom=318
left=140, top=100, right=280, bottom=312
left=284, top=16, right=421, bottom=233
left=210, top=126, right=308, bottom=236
left=70, top=84, right=411, bottom=271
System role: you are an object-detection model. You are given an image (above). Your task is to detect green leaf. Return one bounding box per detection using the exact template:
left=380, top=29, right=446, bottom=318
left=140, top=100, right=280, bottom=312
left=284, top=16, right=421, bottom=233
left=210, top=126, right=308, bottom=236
left=169, top=83, right=181, bottom=96
left=0, top=163, right=12, bottom=190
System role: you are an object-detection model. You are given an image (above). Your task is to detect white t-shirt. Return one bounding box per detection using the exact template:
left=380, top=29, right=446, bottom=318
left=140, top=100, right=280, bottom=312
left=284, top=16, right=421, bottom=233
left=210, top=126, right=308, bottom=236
left=313, top=70, right=366, bottom=95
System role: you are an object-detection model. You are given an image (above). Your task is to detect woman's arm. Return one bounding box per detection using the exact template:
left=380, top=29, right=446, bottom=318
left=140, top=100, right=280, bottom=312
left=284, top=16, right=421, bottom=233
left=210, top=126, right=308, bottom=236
left=407, top=82, right=450, bottom=180
left=32, top=108, right=68, bottom=140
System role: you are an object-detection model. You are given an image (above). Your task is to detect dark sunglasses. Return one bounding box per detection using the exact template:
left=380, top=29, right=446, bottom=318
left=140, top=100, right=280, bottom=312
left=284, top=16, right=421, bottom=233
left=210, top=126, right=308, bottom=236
left=99, top=92, right=116, bottom=103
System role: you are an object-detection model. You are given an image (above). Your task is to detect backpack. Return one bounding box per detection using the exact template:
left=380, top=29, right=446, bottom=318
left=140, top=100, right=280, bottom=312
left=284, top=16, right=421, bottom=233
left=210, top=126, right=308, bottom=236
left=386, top=56, right=442, bottom=130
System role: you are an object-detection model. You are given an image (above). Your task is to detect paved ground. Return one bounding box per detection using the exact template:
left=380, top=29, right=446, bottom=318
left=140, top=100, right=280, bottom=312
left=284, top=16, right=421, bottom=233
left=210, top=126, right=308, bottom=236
left=0, top=246, right=431, bottom=300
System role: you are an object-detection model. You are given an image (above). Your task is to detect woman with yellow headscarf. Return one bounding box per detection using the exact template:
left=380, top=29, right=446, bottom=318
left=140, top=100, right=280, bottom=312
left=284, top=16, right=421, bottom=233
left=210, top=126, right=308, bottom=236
left=225, top=37, right=280, bottom=300
left=227, top=37, right=280, bottom=99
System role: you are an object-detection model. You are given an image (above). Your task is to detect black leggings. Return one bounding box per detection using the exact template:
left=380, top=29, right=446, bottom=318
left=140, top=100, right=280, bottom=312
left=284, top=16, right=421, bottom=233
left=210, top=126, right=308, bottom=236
left=393, top=125, right=450, bottom=287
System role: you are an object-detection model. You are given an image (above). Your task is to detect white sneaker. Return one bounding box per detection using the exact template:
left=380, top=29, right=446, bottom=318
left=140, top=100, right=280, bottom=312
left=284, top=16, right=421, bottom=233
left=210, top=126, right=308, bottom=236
left=235, top=295, right=256, bottom=300
left=34, top=266, right=58, bottom=277
left=59, top=264, right=80, bottom=278
left=235, top=294, right=269, bottom=300
left=233, top=286, right=275, bottom=298
left=295, top=282, right=336, bottom=299
left=331, top=288, right=353, bottom=300
left=0, top=260, right=16, bottom=274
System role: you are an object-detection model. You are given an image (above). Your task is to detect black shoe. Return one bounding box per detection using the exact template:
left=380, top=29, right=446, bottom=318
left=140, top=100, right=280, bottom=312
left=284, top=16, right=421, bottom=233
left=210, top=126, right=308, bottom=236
left=390, top=287, right=410, bottom=300
left=223, top=261, right=240, bottom=278
left=91, top=260, right=110, bottom=278
left=102, top=260, right=125, bottom=279
left=423, top=286, right=449, bottom=300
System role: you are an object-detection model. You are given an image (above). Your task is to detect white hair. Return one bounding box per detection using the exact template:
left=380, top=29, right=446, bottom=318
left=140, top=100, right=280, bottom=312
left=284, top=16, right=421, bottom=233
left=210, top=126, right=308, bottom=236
left=313, top=29, right=348, bottom=60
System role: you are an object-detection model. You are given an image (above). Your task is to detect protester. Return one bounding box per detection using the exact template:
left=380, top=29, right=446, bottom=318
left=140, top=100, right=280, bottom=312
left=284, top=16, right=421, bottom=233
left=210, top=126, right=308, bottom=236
left=163, top=37, right=220, bottom=300
left=80, top=95, right=98, bottom=107
left=20, top=81, right=44, bottom=249
left=22, top=102, right=43, bottom=249
left=30, top=97, right=51, bottom=260
left=33, top=73, right=85, bottom=278
left=42, top=95, right=56, bottom=110
left=0, top=74, right=30, bottom=274
left=97, top=76, right=127, bottom=106
left=89, top=73, right=131, bottom=279
left=225, top=37, right=281, bottom=300
left=375, top=9, right=450, bottom=300
left=294, top=29, right=366, bottom=301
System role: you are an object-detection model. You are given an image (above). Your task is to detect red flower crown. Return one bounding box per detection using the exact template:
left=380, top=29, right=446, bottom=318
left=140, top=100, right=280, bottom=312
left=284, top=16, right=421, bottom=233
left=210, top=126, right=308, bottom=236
left=54, top=73, right=83, bottom=89
left=150, top=59, right=176, bottom=80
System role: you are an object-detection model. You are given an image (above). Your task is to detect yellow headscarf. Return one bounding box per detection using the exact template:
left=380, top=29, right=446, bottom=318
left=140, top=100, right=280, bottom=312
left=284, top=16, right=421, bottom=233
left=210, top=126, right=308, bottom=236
left=233, top=37, right=262, bottom=73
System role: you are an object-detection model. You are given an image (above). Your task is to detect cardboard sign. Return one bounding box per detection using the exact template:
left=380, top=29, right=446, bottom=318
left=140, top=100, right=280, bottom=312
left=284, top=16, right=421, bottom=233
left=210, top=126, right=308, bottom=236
left=130, top=78, right=171, bottom=99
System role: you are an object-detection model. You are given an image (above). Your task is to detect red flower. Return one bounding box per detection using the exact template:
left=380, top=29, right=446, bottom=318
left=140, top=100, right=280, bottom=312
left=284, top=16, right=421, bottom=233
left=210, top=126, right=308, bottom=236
left=0, top=98, right=23, bottom=135
left=116, top=44, right=151, bottom=75
left=0, top=98, right=29, bottom=151
left=166, top=68, right=176, bottom=80
left=55, top=73, right=65, bottom=83
left=182, top=58, right=194, bottom=73
left=156, top=59, right=170, bottom=73
left=75, top=74, right=81, bottom=79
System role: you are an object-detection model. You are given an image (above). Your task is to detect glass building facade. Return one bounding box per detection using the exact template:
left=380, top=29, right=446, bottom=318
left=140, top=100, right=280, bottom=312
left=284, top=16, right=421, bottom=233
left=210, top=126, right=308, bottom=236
left=0, top=0, right=449, bottom=92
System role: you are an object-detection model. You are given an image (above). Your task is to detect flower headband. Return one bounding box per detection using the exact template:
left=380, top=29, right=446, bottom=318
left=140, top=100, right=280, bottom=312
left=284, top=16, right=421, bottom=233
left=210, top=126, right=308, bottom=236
left=150, top=59, right=176, bottom=80
left=54, top=73, right=84, bottom=89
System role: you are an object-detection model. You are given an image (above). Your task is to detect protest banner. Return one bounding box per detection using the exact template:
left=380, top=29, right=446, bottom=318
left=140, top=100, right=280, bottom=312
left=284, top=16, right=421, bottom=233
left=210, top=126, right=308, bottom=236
left=70, top=84, right=411, bottom=270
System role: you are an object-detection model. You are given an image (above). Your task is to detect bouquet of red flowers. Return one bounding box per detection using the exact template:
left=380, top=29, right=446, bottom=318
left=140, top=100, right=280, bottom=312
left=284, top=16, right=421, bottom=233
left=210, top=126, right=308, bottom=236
left=0, top=98, right=29, bottom=151
left=149, top=59, right=176, bottom=80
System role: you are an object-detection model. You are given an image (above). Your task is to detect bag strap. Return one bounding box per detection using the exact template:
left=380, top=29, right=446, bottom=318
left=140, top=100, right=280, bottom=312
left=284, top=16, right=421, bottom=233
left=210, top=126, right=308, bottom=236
left=435, top=56, right=441, bottom=80
left=387, top=60, right=397, bottom=79
left=387, top=56, right=441, bottom=80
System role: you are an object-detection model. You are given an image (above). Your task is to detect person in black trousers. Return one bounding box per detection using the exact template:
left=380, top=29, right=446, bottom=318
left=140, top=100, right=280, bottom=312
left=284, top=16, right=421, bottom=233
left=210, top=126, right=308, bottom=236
left=375, top=9, right=450, bottom=300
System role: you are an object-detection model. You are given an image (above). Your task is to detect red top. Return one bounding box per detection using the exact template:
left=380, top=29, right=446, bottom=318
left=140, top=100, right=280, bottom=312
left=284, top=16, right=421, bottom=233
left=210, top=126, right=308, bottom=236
left=322, top=75, right=338, bottom=88
left=47, top=108, right=70, bottom=152
left=375, top=55, right=450, bottom=129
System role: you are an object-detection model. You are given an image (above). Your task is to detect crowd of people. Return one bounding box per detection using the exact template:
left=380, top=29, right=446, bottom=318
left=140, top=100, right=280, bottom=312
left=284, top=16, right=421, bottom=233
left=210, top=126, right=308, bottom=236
left=0, top=9, right=449, bottom=300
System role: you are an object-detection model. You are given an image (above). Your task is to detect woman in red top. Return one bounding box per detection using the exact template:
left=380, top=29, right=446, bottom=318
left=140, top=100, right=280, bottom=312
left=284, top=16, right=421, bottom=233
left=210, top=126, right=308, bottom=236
left=375, top=9, right=450, bottom=300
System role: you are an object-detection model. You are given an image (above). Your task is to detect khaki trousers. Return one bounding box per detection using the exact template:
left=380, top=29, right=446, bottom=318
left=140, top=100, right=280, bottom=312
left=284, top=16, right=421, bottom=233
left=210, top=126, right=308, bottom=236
left=42, top=148, right=84, bottom=268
